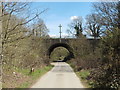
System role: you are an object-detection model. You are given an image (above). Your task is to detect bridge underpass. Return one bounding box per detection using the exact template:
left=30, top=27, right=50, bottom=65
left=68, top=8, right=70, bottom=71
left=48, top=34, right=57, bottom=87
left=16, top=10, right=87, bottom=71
left=31, top=62, right=84, bottom=88
left=48, top=43, right=74, bottom=62
left=44, top=38, right=99, bottom=62
left=31, top=38, right=99, bottom=88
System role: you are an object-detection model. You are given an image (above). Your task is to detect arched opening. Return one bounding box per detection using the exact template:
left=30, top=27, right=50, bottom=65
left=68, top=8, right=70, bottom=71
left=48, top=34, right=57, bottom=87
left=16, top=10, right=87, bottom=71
left=50, top=47, right=69, bottom=62
left=47, top=43, right=74, bottom=62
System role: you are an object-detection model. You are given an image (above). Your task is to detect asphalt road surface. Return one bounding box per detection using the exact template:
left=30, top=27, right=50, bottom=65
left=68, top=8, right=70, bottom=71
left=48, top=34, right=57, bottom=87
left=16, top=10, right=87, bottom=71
left=31, top=62, right=84, bottom=88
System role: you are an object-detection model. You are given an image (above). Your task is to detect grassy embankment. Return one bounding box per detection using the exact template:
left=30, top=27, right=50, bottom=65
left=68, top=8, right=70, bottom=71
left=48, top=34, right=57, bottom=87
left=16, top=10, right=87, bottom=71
left=68, top=62, right=92, bottom=88
left=76, top=70, right=91, bottom=88
left=3, top=65, right=54, bottom=88
left=18, top=65, right=53, bottom=88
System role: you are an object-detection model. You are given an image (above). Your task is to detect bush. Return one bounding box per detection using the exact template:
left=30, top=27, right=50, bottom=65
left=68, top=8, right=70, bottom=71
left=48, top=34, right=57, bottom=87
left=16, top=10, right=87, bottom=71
left=69, top=35, right=101, bottom=70
left=89, top=28, right=120, bottom=89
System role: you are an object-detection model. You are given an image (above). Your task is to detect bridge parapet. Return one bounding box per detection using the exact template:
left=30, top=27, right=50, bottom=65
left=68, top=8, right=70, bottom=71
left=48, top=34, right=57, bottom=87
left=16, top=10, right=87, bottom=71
left=44, top=38, right=99, bottom=46
left=45, top=38, right=68, bottom=45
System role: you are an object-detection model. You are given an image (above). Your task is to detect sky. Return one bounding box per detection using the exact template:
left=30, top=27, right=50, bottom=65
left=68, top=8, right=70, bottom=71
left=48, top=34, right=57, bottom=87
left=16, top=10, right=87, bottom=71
left=31, top=2, right=93, bottom=38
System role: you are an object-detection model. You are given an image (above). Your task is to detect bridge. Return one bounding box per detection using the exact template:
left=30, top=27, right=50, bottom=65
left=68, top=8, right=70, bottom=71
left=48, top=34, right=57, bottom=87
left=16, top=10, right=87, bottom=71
left=43, top=38, right=99, bottom=61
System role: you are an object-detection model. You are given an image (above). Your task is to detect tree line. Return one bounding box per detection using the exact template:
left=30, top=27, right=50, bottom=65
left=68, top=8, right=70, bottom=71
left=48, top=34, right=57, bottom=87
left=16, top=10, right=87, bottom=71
left=1, top=2, right=50, bottom=87
left=68, top=2, right=120, bottom=89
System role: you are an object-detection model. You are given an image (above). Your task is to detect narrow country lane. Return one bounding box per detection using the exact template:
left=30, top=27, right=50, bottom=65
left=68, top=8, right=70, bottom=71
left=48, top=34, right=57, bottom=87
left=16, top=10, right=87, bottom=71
left=31, top=62, right=84, bottom=88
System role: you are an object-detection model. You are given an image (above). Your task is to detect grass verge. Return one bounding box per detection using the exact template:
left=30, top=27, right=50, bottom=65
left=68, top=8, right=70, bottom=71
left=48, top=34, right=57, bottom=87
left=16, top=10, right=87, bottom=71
left=76, top=70, right=91, bottom=88
left=67, top=62, right=91, bottom=88
left=17, top=65, right=54, bottom=88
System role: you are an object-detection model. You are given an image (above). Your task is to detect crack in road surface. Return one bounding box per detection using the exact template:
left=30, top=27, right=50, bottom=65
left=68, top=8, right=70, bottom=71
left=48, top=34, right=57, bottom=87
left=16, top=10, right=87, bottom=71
left=31, top=62, right=84, bottom=88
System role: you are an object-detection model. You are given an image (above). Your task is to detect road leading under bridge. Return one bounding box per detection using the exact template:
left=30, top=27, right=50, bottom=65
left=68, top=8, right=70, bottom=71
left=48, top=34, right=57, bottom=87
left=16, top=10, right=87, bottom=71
left=31, top=62, right=84, bottom=88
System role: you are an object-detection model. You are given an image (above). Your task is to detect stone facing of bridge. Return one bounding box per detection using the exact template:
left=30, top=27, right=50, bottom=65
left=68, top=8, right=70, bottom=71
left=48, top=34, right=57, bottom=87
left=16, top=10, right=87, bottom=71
left=44, top=38, right=100, bottom=57
left=44, top=38, right=99, bottom=46
left=44, top=38, right=74, bottom=45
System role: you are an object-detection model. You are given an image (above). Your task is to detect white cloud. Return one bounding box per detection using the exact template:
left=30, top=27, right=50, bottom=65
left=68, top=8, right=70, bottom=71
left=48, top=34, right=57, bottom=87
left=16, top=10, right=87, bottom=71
left=49, top=33, right=69, bottom=38
left=50, top=34, right=58, bottom=38
left=70, top=16, right=79, bottom=21
left=62, top=33, right=69, bottom=38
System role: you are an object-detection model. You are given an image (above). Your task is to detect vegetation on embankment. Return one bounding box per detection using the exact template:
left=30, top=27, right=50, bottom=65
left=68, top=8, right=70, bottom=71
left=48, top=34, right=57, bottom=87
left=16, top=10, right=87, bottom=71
left=68, top=61, right=91, bottom=88
left=2, top=3, right=50, bottom=88
left=18, top=65, right=53, bottom=88
left=3, top=65, right=53, bottom=88
left=68, top=60, right=97, bottom=88
left=76, top=70, right=91, bottom=88
left=67, top=2, right=120, bottom=89
left=68, top=29, right=120, bottom=89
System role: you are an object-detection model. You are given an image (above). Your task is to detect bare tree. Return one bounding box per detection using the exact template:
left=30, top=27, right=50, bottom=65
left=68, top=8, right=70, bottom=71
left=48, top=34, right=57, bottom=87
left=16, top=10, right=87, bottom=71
left=86, top=13, right=103, bottom=39
left=89, top=2, right=120, bottom=89
left=93, top=2, right=119, bottom=31
left=1, top=2, right=49, bottom=69
left=32, top=18, right=49, bottom=37
left=1, top=2, right=48, bottom=46
left=67, top=16, right=83, bottom=38
left=116, top=1, right=120, bottom=29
